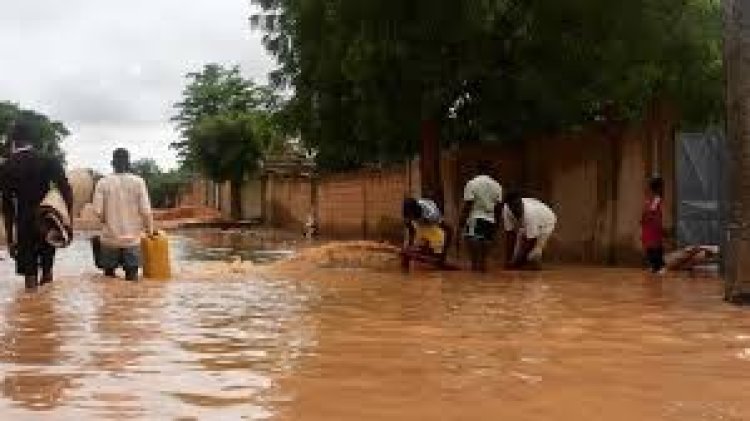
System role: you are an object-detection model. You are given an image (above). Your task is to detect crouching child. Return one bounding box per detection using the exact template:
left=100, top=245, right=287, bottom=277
left=401, top=198, right=455, bottom=271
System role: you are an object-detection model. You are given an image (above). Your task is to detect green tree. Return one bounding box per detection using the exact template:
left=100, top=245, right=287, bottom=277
left=0, top=101, right=69, bottom=161
left=189, top=113, right=265, bottom=219
left=132, top=158, right=190, bottom=209
left=172, top=63, right=287, bottom=219
left=251, top=0, right=723, bottom=172
left=171, top=64, right=279, bottom=168
left=131, top=158, right=161, bottom=181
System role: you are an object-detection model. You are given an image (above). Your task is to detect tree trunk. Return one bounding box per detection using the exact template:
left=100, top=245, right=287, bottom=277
left=420, top=119, right=444, bottom=209
left=723, top=0, right=750, bottom=301
left=230, top=179, right=243, bottom=221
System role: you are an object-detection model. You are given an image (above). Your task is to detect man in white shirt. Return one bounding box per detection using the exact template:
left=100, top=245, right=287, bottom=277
left=92, top=148, right=154, bottom=281
left=502, top=191, right=557, bottom=269
left=460, top=161, right=504, bottom=272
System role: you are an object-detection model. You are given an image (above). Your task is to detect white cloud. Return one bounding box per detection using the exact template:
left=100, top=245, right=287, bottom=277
left=0, top=0, right=275, bottom=171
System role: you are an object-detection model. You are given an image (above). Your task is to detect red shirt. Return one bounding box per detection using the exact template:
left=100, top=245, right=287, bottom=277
left=641, top=195, right=663, bottom=248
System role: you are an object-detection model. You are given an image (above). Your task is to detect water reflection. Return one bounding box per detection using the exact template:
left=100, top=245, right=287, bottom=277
left=277, top=268, right=750, bottom=421
left=0, top=233, right=748, bottom=420
left=173, top=229, right=297, bottom=264
left=0, top=287, right=76, bottom=411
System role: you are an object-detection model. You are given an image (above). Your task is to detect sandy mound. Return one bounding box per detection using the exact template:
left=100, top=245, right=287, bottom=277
left=162, top=241, right=402, bottom=280
left=272, top=241, right=401, bottom=271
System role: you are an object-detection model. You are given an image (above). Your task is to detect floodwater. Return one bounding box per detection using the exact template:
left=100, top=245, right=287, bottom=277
left=0, top=232, right=748, bottom=420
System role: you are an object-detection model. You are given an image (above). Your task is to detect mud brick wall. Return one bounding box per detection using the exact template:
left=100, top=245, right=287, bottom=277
left=265, top=176, right=313, bottom=231
left=263, top=165, right=416, bottom=241
left=184, top=113, right=675, bottom=265
left=317, top=168, right=414, bottom=240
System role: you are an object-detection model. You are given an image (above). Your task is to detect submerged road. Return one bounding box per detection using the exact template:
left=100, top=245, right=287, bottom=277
left=0, top=232, right=746, bottom=420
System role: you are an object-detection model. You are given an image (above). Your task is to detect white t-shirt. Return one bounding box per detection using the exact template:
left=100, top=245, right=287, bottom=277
left=93, top=173, right=154, bottom=248
left=503, top=198, right=557, bottom=239
left=463, top=175, right=503, bottom=222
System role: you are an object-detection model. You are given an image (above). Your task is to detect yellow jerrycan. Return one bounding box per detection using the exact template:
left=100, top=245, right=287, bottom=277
left=141, top=231, right=172, bottom=280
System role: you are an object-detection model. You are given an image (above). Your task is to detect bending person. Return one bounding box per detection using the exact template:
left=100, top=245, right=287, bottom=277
left=401, top=197, right=454, bottom=271
left=503, top=191, right=557, bottom=270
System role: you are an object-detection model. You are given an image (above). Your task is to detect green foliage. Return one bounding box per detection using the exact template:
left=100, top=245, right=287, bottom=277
left=0, top=101, right=69, bottom=161
left=171, top=63, right=282, bottom=169
left=172, top=63, right=290, bottom=219
left=251, top=0, right=723, bottom=169
left=131, top=158, right=190, bottom=209
left=189, top=113, right=264, bottom=183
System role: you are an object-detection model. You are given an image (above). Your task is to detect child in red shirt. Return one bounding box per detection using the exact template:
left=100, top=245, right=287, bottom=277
left=641, top=177, right=665, bottom=273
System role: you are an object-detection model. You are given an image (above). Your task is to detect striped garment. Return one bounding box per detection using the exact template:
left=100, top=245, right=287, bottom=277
left=417, top=198, right=442, bottom=224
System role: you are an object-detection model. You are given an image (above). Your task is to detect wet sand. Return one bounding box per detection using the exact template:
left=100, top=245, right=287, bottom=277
left=0, top=234, right=747, bottom=420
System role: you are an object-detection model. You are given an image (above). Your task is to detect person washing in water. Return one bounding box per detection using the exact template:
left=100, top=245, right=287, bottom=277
left=401, top=197, right=455, bottom=271
left=92, top=148, right=154, bottom=281
left=502, top=191, right=557, bottom=270
left=460, top=161, right=504, bottom=272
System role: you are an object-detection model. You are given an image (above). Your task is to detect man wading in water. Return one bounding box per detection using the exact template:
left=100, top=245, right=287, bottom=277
left=92, top=148, right=154, bottom=281
left=1, top=120, right=73, bottom=291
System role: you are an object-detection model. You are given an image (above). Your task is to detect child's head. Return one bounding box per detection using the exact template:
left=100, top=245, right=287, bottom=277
left=648, top=177, right=664, bottom=196
left=503, top=191, right=524, bottom=218
left=402, top=198, right=421, bottom=221
left=476, top=160, right=493, bottom=176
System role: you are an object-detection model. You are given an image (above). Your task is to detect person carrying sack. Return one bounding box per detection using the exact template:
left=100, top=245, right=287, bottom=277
left=1, top=120, right=73, bottom=291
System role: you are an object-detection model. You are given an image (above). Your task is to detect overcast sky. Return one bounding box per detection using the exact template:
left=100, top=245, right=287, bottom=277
left=0, top=0, right=275, bottom=172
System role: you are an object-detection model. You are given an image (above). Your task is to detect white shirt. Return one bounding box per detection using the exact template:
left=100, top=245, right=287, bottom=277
left=93, top=173, right=154, bottom=248
left=503, top=198, right=557, bottom=239
left=463, top=175, right=503, bottom=222
left=418, top=198, right=442, bottom=224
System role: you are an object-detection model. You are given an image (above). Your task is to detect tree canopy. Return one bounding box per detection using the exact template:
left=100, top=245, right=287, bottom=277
left=251, top=0, right=723, bottom=170
left=171, top=64, right=281, bottom=168
left=171, top=63, right=286, bottom=218
left=131, top=158, right=189, bottom=209
left=0, top=101, right=69, bottom=161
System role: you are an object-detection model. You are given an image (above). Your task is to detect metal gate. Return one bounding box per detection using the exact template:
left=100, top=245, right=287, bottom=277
left=675, top=131, right=727, bottom=249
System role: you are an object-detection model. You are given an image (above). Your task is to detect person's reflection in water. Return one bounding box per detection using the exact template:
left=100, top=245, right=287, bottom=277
left=0, top=288, right=75, bottom=411
left=87, top=281, right=164, bottom=418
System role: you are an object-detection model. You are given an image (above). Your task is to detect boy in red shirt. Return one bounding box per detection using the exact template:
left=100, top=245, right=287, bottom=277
left=641, top=177, right=665, bottom=273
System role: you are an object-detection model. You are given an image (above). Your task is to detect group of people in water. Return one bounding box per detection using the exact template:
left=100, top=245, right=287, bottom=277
left=400, top=162, right=685, bottom=275
left=400, top=161, right=558, bottom=273
left=2, top=120, right=154, bottom=291
left=1, top=117, right=710, bottom=290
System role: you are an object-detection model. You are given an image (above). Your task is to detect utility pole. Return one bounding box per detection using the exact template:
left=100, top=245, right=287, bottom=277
left=723, top=0, right=750, bottom=301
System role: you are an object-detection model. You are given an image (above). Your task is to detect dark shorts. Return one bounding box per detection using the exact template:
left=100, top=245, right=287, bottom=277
left=645, top=247, right=665, bottom=272
left=99, top=245, right=141, bottom=270
left=466, top=218, right=497, bottom=242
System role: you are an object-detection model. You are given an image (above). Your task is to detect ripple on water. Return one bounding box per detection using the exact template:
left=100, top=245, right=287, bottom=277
left=0, top=235, right=747, bottom=420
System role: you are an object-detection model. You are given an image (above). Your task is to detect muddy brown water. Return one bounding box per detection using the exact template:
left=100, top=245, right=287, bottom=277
left=0, top=232, right=747, bottom=420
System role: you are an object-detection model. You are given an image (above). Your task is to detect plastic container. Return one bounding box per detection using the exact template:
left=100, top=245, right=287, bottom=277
left=141, top=231, right=171, bottom=280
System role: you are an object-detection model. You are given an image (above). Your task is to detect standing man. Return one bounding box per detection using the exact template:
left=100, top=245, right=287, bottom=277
left=1, top=120, right=73, bottom=290
left=502, top=191, right=557, bottom=270
left=460, top=161, right=504, bottom=272
left=92, top=148, right=154, bottom=281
